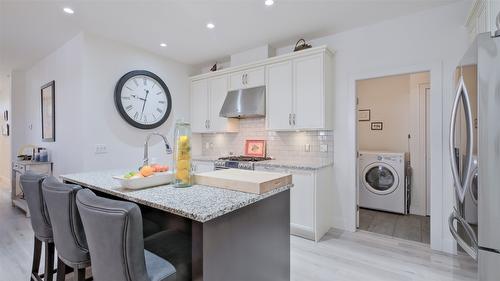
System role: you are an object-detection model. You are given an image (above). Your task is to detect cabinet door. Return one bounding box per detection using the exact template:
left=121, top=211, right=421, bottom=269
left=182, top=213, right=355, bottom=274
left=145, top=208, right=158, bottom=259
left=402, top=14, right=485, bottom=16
left=290, top=170, right=315, bottom=232
left=229, top=71, right=246, bottom=91
left=190, top=80, right=209, bottom=133
left=293, top=54, right=324, bottom=130
left=244, top=67, right=265, bottom=88
left=266, top=61, right=293, bottom=130
left=490, top=1, right=500, bottom=35
left=208, top=75, right=232, bottom=132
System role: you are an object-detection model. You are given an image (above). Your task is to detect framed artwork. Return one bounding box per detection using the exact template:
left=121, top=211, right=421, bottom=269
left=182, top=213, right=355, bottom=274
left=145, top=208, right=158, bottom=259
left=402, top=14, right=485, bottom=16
left=245, top=140, right=266, bottom=157
left=371, top=122, right=383, bottom=130
left=41, top=81, right=55, bottom=142
left=358, top=109, right=370, bottom=121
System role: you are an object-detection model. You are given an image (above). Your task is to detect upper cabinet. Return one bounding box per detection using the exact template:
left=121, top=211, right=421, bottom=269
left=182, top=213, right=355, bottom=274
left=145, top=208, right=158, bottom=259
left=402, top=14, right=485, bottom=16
left=266, top=51, right=333, bottom=131
left=229, top=67, right=265, bottom=90
left=190, top=46, right=334, bottom=132
left=466, top=0, right=500, bottom=41
left=190, top=75, right=239, bottom=133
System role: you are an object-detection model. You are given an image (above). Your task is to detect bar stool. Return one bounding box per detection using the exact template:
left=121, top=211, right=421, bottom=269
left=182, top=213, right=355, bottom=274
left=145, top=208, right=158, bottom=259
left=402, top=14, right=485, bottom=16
left=76, top=189, right=177, bottom=281
left=20, top=172, right=56, bottom=281
left=41, top=177, right=91, bottom=281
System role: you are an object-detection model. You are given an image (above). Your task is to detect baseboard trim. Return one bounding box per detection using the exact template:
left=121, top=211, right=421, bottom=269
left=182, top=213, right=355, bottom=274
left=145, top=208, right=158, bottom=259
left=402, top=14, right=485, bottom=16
left=291, top=224, right=315, bottom=241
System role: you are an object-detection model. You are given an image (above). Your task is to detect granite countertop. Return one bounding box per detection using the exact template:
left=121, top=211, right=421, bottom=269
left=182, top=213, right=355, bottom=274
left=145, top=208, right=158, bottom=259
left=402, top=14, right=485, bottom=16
left=192, top=156, right=333, bottom=170
left=60, top=170, right=291, bottom=223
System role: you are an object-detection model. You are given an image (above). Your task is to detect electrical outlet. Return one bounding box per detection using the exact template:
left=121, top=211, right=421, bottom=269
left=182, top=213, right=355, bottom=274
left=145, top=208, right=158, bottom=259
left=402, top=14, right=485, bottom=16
left=320, top=144, right=328, bottom=152
left=95, top=144, right=107, bottom=154
left=304, top=144, right=311, bottom=152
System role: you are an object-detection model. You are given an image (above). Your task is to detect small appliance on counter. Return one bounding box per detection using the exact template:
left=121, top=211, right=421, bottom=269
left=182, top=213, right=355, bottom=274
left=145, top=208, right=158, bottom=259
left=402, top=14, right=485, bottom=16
left=17, top=145, right=50, bottom=162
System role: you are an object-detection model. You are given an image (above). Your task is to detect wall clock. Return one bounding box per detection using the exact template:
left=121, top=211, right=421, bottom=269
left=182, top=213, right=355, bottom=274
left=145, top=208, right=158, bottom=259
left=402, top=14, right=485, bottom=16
left=114, top=70, right=172, bottom=129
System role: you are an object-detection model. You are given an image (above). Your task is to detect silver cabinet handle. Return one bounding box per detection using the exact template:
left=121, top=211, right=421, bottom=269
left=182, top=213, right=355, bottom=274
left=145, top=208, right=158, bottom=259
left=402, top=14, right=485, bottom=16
left=293, top=113, right=296, bottom=125
left=448, top=208, right=478, bottom=260
left=241, top=74, right=245, bottom=86
left=449, top=75, right=474, bottom=203
left=288, top=113, right=291, bottom=126
left=208, top=119, right=210, bottom=129
left=205, top=120, right=208, bottom=129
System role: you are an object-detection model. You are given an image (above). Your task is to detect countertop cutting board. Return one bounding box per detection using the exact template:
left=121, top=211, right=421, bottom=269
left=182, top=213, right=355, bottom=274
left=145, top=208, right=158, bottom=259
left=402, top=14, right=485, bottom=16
left=194, top=169, right=292, bottom=194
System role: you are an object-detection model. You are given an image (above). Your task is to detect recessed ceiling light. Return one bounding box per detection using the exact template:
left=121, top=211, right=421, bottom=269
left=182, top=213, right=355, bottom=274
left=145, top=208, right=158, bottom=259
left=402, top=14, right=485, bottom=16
left=265, top=0, right=274, bottom=6
left=206, top=22, right=215, bottom=29
left=63, top=7, right=74, bottom=14
left=160, top=43, right=167, bottom=47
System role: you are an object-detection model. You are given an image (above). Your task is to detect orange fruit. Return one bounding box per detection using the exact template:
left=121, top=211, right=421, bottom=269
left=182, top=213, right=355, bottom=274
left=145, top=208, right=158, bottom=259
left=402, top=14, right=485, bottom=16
left=140, top=165, right=155, bottom=177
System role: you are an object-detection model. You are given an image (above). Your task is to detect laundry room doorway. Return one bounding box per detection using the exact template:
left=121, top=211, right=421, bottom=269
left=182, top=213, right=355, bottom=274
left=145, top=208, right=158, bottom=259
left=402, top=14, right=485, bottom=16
left=355, top=71, right=431, bottom=244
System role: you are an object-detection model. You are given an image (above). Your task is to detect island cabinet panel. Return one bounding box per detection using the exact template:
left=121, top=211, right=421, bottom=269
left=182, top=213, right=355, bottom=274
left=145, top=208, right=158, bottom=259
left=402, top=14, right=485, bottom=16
left=191, top=80, right=210, bottom=133
left=229, top=66, right=265, bottom=91
left=190, top=75, right=239, bottom=133
left=266, top=61, right=293, bottom=130
left=194, top=190, right=290, bottom=281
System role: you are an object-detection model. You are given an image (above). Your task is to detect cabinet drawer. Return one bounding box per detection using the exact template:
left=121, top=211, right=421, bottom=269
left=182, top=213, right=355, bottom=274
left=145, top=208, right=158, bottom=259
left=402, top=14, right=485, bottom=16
left=229, top=67, right=265, bottom=90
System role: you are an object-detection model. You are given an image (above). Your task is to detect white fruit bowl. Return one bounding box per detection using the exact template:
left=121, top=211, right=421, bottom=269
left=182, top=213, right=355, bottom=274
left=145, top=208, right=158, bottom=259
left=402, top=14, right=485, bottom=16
left=113, top=171, right=174, bottom=190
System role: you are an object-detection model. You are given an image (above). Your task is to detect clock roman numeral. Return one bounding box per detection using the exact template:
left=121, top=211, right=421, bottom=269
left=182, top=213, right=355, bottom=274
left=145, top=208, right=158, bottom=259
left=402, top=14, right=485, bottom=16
left=152, top=114, right=157, bottom=120
left=151, top=83, right=156, bottom=90
left=125, top=105, right=133, bottom=111
left=122, top=96, right=131, bottom=100
left=143, top=78, right=147, bottom=86
left=156, top=108, right=163, bottom=113
left=134, top=112, right=139, bottom=119
left=133, top=79, right=139, bottom=87
left=155, top=91, right=163, bottom=95
left=158, top=100, right=165, bottom=104
left=125, top=86, right=134, bottom=91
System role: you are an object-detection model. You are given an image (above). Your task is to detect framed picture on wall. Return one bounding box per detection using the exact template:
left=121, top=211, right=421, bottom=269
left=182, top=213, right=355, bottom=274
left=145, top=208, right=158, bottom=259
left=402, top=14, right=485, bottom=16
left=371, top=122, right=383, bottom=130
left=41, top=81, right=55, bottom=142
left=358, top=109, right=370, bottom=121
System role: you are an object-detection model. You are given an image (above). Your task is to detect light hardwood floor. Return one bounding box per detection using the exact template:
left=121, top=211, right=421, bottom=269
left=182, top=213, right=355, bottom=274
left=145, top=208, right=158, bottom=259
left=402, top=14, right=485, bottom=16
left=359, top=208, right=431, bottom=244
left=0, top=184, right=477, bottom=281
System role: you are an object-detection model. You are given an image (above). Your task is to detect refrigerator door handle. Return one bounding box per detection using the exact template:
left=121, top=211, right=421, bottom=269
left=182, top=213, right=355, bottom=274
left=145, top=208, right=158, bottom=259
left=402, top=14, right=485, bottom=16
left=449, top=208, right=478, bottom=260
left=449, top=76, right=474, bottom=203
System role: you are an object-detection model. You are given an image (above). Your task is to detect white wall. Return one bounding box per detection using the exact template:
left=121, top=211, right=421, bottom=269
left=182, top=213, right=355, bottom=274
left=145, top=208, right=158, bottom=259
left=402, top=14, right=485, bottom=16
left=14, top=33, right=192, bottom=176
left=0, top=72, right=12, bottom=183
left=276, top=1, right=470, bottom=253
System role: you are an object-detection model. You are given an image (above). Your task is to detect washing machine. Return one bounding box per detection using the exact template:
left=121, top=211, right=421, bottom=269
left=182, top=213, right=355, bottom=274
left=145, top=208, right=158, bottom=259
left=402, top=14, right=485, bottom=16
left=359, top=151, right=407, bottom=214
left=464, top=155, right=478, bottom=225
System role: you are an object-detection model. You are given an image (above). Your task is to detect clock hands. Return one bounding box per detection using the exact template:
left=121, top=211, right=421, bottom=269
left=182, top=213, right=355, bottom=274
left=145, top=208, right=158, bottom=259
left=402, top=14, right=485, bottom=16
left=130, top=94, right=146, bottom=101
left=140, top=89, right=150, bottom=120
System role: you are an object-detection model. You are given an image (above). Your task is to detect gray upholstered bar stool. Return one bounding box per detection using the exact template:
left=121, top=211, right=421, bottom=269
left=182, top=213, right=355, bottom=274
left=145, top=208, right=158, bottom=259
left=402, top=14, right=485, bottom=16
left=75, top=189, right=176, bottom=281
left=41, top=177, right=91, bottom=281
left=20, top=172, right=55, bottom=281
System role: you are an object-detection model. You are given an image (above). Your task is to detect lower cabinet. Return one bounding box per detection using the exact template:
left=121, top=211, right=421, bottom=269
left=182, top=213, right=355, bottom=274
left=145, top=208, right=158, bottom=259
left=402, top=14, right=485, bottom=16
left=255, top=165, right=333, bottom=241
left=192, top=161, right=215, bottom=174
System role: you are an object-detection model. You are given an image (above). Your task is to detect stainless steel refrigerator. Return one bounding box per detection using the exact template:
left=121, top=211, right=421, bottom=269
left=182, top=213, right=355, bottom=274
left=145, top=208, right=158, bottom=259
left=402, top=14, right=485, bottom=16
left=449, top=28, right=500, bottom=280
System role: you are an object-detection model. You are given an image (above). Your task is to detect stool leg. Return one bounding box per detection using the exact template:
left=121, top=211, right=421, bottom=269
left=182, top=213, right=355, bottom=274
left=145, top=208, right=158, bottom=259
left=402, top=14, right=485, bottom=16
left=56, top=258, right=66, bottom=281
left=44, top=242, right=55, bottom=281
left=74, top=268, right=85, bottom=281
left=30, top=237, right=42, bottom=281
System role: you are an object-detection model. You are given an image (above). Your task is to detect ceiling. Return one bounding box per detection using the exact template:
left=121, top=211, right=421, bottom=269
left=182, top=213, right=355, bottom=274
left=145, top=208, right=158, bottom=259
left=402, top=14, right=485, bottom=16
left=0, top=0, right=460, bottom=73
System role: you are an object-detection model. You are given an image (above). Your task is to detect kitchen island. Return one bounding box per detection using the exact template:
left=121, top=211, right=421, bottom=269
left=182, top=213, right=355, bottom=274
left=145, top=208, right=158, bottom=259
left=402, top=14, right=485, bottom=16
left=61, top=170, right=291, bottom=281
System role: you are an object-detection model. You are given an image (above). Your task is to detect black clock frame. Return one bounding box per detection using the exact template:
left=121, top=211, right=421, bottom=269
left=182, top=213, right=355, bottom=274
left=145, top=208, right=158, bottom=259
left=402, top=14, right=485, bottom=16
left=114, top=70, right=172, bottom=129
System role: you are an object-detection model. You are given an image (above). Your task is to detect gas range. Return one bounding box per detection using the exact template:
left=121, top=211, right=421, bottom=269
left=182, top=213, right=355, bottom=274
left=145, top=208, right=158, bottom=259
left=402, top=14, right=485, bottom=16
left=214, top=156, right=273, bottom=170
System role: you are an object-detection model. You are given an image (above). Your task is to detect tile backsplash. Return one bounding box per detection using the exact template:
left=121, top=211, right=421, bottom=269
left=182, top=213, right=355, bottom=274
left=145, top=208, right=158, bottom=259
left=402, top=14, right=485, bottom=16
left=199, top=118, right=333, bottom=161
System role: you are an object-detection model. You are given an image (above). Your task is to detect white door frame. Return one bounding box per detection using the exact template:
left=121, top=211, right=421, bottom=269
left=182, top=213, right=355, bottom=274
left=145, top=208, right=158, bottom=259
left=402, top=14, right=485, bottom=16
left=350, top=61, right=446, bottom=252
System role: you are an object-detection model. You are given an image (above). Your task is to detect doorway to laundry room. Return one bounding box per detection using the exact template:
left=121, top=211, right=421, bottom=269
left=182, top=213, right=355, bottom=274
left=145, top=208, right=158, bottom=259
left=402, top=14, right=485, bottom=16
left=356, top=71, right=430, bottom=244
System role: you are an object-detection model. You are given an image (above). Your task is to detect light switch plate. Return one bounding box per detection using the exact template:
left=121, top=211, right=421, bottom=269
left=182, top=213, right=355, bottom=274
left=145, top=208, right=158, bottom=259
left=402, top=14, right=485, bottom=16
left=320, top=144, right=328, bottom=152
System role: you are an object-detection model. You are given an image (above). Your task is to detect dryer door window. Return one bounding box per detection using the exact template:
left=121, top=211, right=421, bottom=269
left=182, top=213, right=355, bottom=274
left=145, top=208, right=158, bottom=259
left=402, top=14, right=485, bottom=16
left=363, top=163, right=399, bottom=195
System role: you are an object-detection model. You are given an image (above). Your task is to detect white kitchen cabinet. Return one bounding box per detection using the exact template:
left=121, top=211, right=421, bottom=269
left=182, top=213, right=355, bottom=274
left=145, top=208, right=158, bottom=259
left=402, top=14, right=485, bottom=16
left=190, top=75, right=239, bottom=133
left=190, top=80, right=209, bottom=133
left=255, top=165, right=333, bottom=242
left=266, top=61, right=293, bottom=130
left=229, top=67, right=265, bottom=90
left=192, top=161, right=214, bottom=174
left=466, top=0, right=500, bottom=41
left=266, top=51, right=333, bottom=131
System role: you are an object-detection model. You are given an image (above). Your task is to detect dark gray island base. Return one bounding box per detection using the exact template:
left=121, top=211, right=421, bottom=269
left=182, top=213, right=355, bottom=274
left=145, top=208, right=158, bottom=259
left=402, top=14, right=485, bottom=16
left=61, top=170, right=291, bottom=281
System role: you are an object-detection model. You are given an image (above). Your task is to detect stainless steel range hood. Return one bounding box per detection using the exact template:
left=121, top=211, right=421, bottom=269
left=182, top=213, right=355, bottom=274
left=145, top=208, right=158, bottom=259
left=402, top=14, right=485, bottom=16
left=219, top=86, right=266, bottom=118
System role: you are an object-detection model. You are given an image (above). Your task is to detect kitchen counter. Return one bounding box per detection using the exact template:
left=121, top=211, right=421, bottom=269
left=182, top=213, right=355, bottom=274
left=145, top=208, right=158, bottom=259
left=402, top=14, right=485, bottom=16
left=61, top=169, right=291, bottom=281
left=192, top=155, right=333, bottom=170
left=60, top=170, right=291, bottom=223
